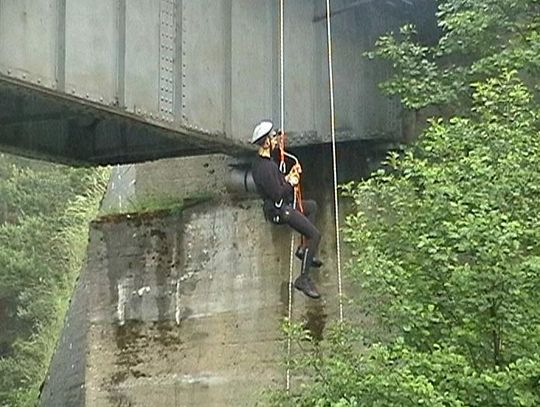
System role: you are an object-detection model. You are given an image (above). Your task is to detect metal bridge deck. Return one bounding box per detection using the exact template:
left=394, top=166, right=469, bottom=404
left=0, top=0, right=436, bottom=165
left=0, top=75, right=252, bottom=165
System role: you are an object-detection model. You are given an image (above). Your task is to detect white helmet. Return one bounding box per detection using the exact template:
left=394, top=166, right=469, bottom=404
left=251, top=120, right=274, bottom=144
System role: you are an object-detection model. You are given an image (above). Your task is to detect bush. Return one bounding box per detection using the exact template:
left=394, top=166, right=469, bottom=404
left=0, top=155, right=109, bottom=406
left=269, top=71, right=540, bottom=407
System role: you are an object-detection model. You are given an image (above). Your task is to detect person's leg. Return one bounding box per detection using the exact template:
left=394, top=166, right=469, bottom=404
left=280, top=205, right=321, bottom=298
left=282, top=206, right=321, bottom=269
left=301, top=200, right=318, bottom=224
left=293, top=200, right=323, bottom=267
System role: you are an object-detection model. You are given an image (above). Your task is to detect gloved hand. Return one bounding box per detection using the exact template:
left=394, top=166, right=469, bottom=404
left=276, top=129, right=285, bottom=144
left=286, top=173, right=299, bottom=186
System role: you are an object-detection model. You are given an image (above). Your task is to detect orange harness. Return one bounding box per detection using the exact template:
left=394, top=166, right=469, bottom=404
left=278, top=132, right=304, bottom=214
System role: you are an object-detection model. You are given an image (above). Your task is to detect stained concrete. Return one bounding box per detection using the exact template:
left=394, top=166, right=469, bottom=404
left=41, top=144, right=377, bottom=406
left=41, top=201, right=341, bottom=406
left=39, top=263, right=88, bottom=407
left=84, top=200, right=336, bottom=406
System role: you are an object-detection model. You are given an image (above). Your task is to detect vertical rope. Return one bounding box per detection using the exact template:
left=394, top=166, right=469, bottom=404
left=286, top=200, right=297, bottom=393
left=325, top=0, right=344, bottom=322
left=279, top=0, right=285, bottom=135
left=279, top=0, right=295, bottom=393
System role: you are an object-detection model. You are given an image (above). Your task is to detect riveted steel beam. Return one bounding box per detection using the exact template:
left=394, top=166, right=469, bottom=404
left=56, top=0, right=66, bottom=91
left=0, top=74, right=253, bottom=165
left=159, top=0, right=175, bottom=122
left=116, top=0, right=127, bottom=107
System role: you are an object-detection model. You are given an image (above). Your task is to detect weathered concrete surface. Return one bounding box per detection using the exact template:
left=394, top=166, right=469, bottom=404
left=135, top=154, right=238, bottom=200
left=39, top=264, right=89, bottom=407
left=100, top=164, right=137, bottom=214
left=41, top=144, right=378, bottom=406
left=82, top=199, right=337, bottom=406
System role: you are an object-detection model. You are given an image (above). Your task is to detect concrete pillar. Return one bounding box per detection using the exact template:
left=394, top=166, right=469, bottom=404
left=40, top=146, right=380, bottom=406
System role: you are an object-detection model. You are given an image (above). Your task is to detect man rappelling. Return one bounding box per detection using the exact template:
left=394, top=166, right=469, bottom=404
left=251, top=120, right=323, bottom=299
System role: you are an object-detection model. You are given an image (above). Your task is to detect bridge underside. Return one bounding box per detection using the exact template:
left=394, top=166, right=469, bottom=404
left=0, top=0, right=437, bottom=165
left=0, top=77, right=252, bottom=165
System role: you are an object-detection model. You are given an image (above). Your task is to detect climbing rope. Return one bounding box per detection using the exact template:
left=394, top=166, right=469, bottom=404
left=282, top=0, right=345, bottom=391
left=278, top=0, right=295, bottom=393
left=325, top=0, right=344, bottom=322
left=279, top=0, right=285, bottom=140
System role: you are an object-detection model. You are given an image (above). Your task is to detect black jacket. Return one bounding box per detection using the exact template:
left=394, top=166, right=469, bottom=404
left=252, top=156, right=293, bottom=206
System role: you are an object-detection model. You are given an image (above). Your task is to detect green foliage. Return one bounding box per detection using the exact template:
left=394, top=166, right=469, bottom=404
left=268, top=72, right=540, bottom=407
left=273, top=326, right=540, bottom=407
left=107, top=193, right=186, bottom=216
left=0, top=154, right=109, bottom=406
left=99, top=192, right=216, bottom=218
left=343, top=72, right=540, bottom=368
left=267, top=0, right=540, bottom=401
left=367, top=0, right=540, bottom=111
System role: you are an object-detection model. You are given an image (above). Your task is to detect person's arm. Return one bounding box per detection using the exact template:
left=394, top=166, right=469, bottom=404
left=262, top=162, right=294, bottom=203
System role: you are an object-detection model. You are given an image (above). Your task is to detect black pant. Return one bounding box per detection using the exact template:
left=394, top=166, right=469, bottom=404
left=278, top=200, right=321, bottom=275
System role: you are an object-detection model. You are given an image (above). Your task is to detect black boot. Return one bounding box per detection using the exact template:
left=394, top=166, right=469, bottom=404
left=295, top=246, right=323, bottom=268
left=294, top=274, right=320, bottom=299
left=294, top=247, right=321, bottom=299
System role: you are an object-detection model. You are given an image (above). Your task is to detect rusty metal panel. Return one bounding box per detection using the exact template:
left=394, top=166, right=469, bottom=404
left=181, top=0, right=227, bottom=133
left=0, top=0, right=59, bottom=89
left=124, top=0, right=161, bottom=119
left=64, top=0, right=118, bottom=105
